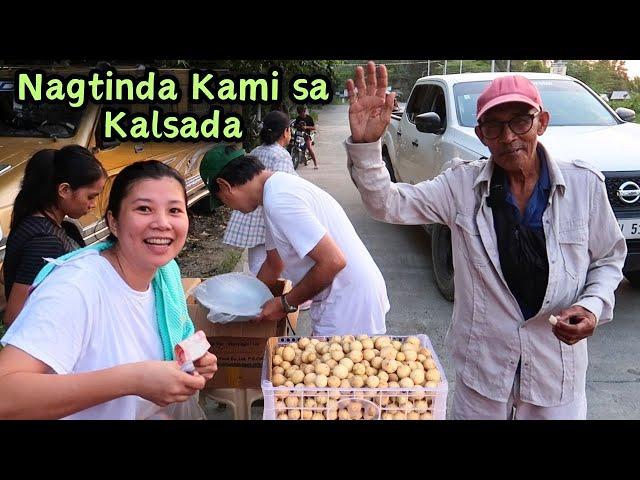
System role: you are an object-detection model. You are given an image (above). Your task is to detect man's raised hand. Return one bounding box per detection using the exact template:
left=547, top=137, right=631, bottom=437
left=346, top=61, right=395, bottom=143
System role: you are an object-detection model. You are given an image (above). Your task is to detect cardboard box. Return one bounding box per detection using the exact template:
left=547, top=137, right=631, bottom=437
left=181, top=277, right=202, bottom=298
left=183, top=277, right=298, bottom=389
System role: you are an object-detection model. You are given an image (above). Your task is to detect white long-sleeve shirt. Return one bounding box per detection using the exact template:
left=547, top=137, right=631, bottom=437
left=223, top=143, right=297, bottom=248
left=345, top=138, right=627, bottom=407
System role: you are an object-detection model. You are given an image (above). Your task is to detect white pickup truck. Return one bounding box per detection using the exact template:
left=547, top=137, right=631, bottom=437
left=382, top=72, right=640, bottom=300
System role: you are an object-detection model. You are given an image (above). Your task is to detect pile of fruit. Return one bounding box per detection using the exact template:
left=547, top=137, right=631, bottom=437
left=269, top=335, right=443, bottom=420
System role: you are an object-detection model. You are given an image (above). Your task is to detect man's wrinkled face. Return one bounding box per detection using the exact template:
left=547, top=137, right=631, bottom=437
left=475, top=102, right=549, bottom=174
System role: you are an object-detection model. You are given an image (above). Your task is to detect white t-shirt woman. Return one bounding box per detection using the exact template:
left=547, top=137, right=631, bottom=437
left=0, top=161, right=217, bottom=419
left=2, top=250, right=164, bottom=419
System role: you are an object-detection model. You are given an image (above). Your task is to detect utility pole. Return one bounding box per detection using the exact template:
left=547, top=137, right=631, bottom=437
left=507, top=60, right=511, bottom=72
left=427, top=59, right=430, bottom=76
left=491, top=60, right=496, bottom=72
left=444, top=60, right=447, bottom=75
left=460, top=60, right=463, bottom=74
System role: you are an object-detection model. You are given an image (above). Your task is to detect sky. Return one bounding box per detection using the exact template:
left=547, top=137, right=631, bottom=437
left=625, top=60, right=640, bottom=79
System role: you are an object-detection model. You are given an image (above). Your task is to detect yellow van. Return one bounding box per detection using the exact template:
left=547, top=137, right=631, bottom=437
left=0, top=65, right=228, bottom=306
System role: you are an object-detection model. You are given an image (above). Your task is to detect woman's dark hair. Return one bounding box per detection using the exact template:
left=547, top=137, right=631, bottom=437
left=259, top=111, right=291, bottom=145
left=105, top=160, right=187, bottom=242
left=10, top=145, right=107, bottom=229
left=208, top=155, right=265, bottom=194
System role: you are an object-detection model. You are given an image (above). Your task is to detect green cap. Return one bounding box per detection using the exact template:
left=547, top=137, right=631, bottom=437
left=200, top=144, right=246, bottom=209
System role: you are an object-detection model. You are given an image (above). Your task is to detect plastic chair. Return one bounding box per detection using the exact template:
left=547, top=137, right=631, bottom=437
left=200, top=388, right=264, bottom=420
left=200, top=388, right=249, bottom=420
left=245, top=388, right=264, bottom=420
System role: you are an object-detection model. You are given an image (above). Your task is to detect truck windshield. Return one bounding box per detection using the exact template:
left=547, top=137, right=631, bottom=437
left=0, top=81, right=84, bottom=138
left=454, top=79, right=618, bottom=128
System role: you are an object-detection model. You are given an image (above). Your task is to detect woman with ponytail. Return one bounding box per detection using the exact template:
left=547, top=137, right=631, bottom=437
left=220, top=110, right=298, bottom=274
left=3, top=145, right=106, bottom=326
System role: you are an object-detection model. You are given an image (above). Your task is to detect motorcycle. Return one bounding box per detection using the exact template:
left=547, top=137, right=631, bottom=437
left=287, top=120, right=315, bottom=170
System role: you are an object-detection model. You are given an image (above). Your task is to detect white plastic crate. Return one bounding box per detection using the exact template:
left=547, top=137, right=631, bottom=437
left=261, top=334, right=448, bottom=420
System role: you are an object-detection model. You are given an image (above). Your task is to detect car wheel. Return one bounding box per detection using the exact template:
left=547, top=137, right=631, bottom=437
left=382, top=149, right=397, bottom=183
left=625, top=271, right=640, bottom=288
left=431, top=224, right=455, bottom=302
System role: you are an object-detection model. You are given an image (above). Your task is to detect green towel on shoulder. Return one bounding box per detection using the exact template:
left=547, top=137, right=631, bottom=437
left=33, top=241, right=194, bottom=361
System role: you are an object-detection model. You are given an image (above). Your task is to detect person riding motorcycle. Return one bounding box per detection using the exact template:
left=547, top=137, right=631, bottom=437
left=294, top=105, right=318, bottom=169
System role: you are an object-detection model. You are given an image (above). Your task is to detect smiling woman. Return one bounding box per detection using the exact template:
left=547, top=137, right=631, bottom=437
left=103, top=161, right=189, bottom=289
left=0, top=160, right=218, bottom=419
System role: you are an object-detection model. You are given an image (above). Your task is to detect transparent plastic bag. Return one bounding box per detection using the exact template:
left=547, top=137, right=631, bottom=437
left=136, top=393, right=207, bottom=420
left=192, top=272, right=274, bottom=324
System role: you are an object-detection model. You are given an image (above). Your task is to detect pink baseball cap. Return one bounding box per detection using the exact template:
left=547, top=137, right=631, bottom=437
left=476, top=75, right=543, bottom=121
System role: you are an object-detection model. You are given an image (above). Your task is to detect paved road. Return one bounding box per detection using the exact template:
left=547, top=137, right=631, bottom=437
left=294, top=103, right=640, bottom=419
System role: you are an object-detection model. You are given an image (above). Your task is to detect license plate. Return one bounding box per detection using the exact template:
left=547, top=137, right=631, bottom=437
left=618, top=219, right=640, bottom=239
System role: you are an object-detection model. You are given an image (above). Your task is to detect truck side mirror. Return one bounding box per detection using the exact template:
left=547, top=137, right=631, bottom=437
left=415, top=112, right=443, bottom=134
left=615, top=107, right=636, bottom=122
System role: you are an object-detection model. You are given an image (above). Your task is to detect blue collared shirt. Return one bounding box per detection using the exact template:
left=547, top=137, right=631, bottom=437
left=504, top=148, right=551, bottom=229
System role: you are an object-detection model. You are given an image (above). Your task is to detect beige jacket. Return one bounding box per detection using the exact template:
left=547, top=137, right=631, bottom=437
left=345, top=138, right=627, bottom=406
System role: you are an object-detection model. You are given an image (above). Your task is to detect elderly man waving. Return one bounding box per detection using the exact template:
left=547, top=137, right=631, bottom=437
left=344, top=61, right=627, bottom=419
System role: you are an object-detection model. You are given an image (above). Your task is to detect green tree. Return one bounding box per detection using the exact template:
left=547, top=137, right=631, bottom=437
left=609, top=92, right=640, bottom=123
left=459, top=60, right=489, bottom=73
left=523, top=60, right=547, bottom=72
left=566, top=60, right=629, bottom=94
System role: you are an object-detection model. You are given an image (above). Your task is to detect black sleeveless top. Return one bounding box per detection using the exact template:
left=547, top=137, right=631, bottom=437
left=4, top=216, right=81, bottom=298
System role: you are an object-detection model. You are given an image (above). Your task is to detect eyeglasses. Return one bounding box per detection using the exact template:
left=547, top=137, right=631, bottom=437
left=478, top=112, right=540, bottom=139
